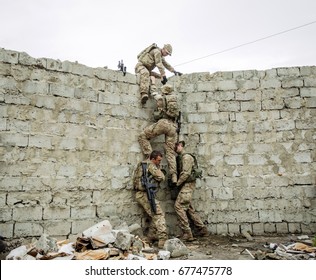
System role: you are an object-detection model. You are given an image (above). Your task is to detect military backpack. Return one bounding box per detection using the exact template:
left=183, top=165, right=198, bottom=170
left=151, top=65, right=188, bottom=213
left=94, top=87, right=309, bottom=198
left=137, top=43, right=158, bottom=60
left=153, top=94, right=180, bottom=121
left=177, top=153, right=203, bottom=183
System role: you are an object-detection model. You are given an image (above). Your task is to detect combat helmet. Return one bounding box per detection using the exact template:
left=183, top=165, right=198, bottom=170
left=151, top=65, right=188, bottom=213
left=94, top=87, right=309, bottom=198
left=163, top=44, right=172, bottom=55
left=161, top=84, right=173, bottom=95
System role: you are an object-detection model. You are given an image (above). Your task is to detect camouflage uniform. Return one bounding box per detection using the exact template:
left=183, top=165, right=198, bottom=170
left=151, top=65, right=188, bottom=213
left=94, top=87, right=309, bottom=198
left=135, top=44, right=175, bottom=101
left=175, top=151, right=206, bottom=234
left=138, top=85, right=179, bottom=182
left=133, top=159, right=168, bottom=241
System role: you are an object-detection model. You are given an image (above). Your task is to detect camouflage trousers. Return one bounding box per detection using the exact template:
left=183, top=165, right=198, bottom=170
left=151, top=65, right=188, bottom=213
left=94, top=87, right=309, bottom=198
left=135, top=63, right=160, bottom=96
left=138, top=118, right=177, bottom=176
left=174, top=182, right=205, bottom=232
left=135, top=191, right=168, bottom=240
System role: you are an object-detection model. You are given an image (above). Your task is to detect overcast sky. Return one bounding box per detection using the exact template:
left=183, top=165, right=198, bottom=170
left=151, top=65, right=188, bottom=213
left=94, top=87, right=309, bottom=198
left=1, top=0, right=316, bottom=75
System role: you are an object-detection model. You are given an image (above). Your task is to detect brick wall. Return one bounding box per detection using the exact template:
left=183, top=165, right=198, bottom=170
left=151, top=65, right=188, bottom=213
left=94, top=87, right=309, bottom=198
left=0, top=48, right=315, bottom=239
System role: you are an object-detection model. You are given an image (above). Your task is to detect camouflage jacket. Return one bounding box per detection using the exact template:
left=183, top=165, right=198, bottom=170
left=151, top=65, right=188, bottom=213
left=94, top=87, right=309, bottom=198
left=176, top=151, right=194, bottom=186
left=154, top=93, right=179, bottom=121
left=133, top=159, right=165, bottom=191
left=138, top=48, right=174, bottom=76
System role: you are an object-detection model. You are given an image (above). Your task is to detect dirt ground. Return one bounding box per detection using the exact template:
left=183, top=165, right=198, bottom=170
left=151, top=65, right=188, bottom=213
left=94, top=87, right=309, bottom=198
left=1, top=233, right=314, bottom=260
left=174, top=233, right=294, bottom=260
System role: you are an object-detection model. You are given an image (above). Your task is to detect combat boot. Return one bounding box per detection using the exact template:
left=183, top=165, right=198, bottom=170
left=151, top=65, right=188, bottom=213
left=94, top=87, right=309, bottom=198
left=196, top=227, right=209, bottom=237
left=146, top=233, right=158, bottom=243
left=146, top=228, right=158, bottom=243
left=141, top=93, right=148, bottom=104
left=181, top=230, right=195, bottom=242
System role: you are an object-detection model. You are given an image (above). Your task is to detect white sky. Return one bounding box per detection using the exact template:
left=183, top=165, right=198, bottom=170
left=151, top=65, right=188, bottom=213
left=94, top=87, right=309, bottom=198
left=1, top=0, right=316, bottom=75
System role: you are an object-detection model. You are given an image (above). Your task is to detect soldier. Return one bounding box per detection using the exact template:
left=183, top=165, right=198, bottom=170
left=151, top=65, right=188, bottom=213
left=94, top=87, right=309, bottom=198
left=132, top=150, right=168, bottom=248
left=174, top=141, right=208, bottom=241
left=138, top=84, right=179, bottom=185
left=135, top=43, right=181, bottom=105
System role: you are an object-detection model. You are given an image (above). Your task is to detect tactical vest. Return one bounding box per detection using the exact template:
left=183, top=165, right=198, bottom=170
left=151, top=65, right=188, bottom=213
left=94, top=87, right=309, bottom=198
left=137, top=43, right=158, bottom=60
left=153, top=94, right=180, bottom=121
left=176, top=153, right=203, bottom=182
left=133, top=161, right=158, bottom=191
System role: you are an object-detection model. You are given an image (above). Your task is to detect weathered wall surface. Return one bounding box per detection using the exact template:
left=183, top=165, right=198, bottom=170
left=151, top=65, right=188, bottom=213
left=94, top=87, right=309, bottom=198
left=0, top=48, right=315, bottom=240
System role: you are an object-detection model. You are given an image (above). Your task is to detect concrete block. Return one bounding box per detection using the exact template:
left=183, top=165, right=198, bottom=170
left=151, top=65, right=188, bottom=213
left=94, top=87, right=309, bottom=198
left=276, top=222, right=288, bottom=233
left=44, top=221, right=71, bottom=236
left=13, top=206, right=42, bottom=221
left=43, top=206, right=70, bottom=220
left=0, top=223, right=14, bottom=238
left=71, top=206, right=96, bottom=219
left=14, top=222, right=44, bottom=237
left=0, top=48, right=19, bottom=63
left=29, top=135, right=52, bottom=149
left=301, top=87, right=316, bottom=97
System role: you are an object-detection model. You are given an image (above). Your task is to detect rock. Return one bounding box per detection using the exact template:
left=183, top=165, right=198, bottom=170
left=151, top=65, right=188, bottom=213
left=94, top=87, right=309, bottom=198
left=131, top=238, right=143, bottom=254
left=163, top=238, right=188, bottom=258
left=241, top=230, right=253, bottom=241
left=114, top=231, right=135, bottom=251
left=6, top=245, right=28, bottom=260
left=126, top=253, right=147, bottom=260
left=32, top=234, right=58, bottom=254
left=83, top=220, right=112, bottom=237
left=158, top=250, right=171, bottom=260
left=83, top=220, right=116, bottom=245
left=297, top=235, right=310, bottom=240
left=128, top=223, right=144, bottom=237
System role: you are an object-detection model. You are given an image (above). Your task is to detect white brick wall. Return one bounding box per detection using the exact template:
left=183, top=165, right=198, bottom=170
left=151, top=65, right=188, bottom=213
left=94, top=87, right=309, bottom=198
left=0, top=48, right=315, bottom=239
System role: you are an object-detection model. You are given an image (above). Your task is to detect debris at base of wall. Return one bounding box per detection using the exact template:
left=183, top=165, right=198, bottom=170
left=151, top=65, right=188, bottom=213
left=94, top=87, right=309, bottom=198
left=241, top=230, right=253, bottom=241
left=253, top=235, right=316, bottom=260
left=5, top=220, right=189, bottom=260
left=164, top=238, right=189, bottom=258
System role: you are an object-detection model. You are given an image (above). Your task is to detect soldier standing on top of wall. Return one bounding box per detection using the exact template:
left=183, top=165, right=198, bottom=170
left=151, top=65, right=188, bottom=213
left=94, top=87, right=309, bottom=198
left=135, top=43, right=181, bottom=105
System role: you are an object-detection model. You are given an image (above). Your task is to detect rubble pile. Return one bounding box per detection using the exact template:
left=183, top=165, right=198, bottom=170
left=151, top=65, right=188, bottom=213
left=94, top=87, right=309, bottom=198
left=254, top=235, right=316, bottom=260
left=4, top=220, right=189, bottom=260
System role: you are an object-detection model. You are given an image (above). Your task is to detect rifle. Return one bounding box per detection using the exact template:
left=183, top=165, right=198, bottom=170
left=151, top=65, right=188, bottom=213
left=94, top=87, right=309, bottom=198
left=141, top=163, right=157, bottom=214
left=117, top=60, right=127, bottom=76
left=176, top=111, right=181, bottom=142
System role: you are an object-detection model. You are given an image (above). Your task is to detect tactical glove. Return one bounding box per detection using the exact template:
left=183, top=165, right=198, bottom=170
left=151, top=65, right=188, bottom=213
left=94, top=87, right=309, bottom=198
left=174, top=71, right=183, bottom=76
left=161, top=76, right=168, bottom=85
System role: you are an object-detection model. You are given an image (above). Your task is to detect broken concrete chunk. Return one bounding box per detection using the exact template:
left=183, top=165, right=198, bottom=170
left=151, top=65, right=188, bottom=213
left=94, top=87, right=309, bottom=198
left=33, top=234, right=58, bottom=254
left=126, top=253, right=147, bottom=260
left=114, top=231, right=135, bottom=251
left=58, top=242, right=75, bottom=255
left=297, top=235, right=310, bottom=240
left=82, top=220, right=116, bottom=245
left=128, top=223, right=144, bottom=237
left=131, top=238, right=143, bottom=254
left=83, top=220, right=112, bottom=237
left=6, top=245, right=28, bottom=260
left=241, top=230, right=253, bottom=241
left=158, top=250, right=171, bottom=260
left=163, top=238, right=188, bottom=258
